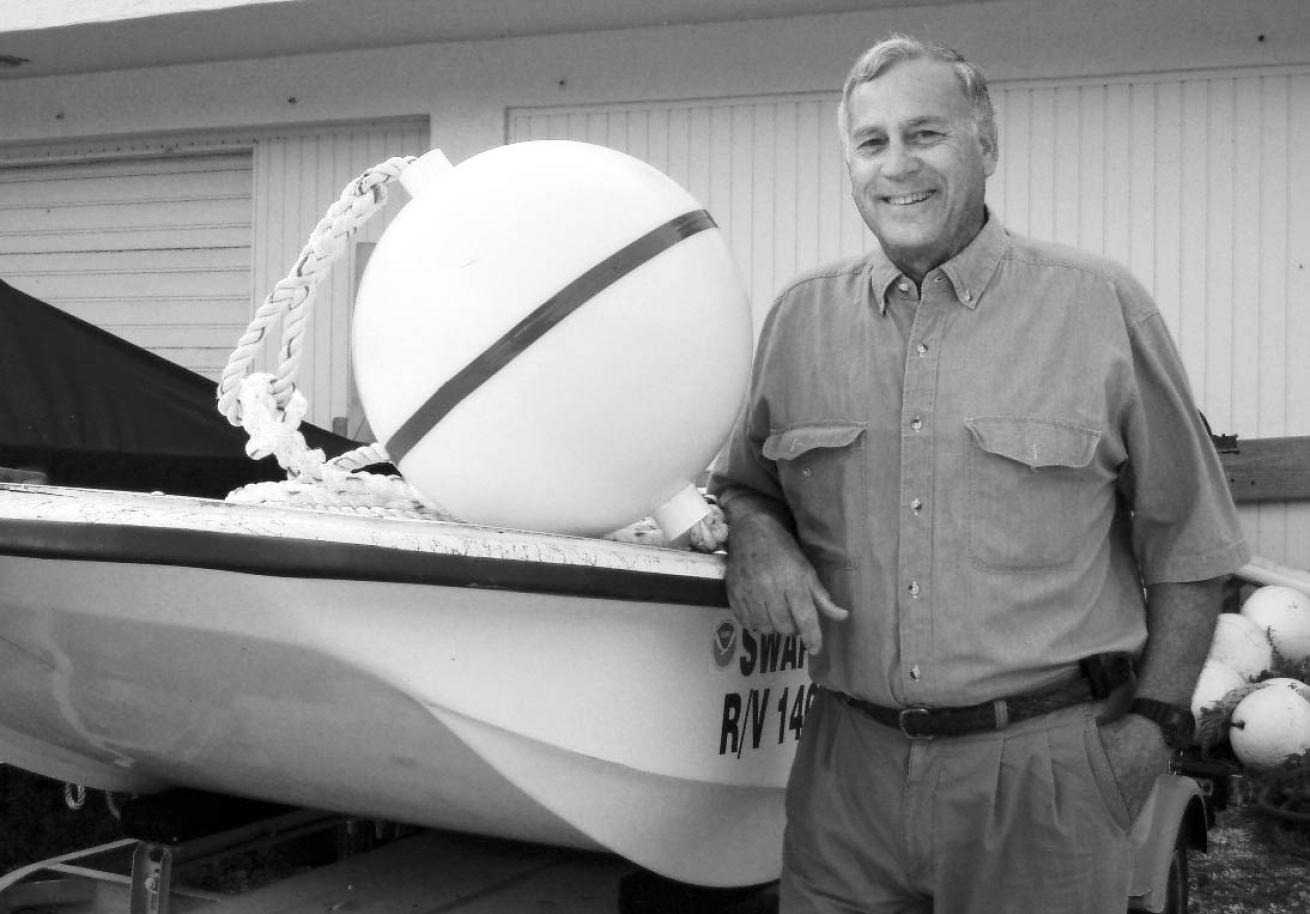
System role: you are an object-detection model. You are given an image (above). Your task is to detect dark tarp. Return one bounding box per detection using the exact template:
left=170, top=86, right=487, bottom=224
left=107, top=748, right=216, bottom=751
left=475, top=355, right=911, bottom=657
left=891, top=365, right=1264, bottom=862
left=0, top=278, right=371, bottom=499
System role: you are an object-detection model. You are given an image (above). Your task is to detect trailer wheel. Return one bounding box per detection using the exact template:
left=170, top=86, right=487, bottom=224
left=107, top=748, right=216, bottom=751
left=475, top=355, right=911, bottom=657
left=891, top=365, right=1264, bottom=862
left=1129, top=832, right=1189, bottom=914
left=1160, top=839, right=1189, bottom=914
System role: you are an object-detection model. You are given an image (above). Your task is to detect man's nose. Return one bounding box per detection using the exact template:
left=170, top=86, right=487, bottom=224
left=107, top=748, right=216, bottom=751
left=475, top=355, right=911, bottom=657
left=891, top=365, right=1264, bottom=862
left=881, top=139, right=919, bottom=179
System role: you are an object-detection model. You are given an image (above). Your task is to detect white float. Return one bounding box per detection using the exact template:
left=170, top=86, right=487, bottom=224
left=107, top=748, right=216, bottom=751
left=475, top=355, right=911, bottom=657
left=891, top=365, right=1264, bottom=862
left=1228, top=684, right=1310, bottom=770
left=352, top=141, right=754, bottom=540
left=1206, top=612, right=1274, bottom=680
left=1241, top=585, right=1310, bottom=664
left=1258, top=677, right=1310, bottom=702
left=1190, top=658, right=1250, bottom=721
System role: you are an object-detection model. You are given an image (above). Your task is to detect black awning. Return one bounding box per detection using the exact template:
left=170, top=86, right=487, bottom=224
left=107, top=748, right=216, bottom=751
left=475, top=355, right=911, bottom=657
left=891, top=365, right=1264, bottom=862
left=0, top=279, right=378, bottom=498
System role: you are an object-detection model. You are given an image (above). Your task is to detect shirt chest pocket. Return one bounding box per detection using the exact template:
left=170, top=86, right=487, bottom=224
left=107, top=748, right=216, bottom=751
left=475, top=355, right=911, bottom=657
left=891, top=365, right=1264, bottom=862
left=965, top=416, right=1104, bottom=573
left=763, top=422, right=866, bottom=568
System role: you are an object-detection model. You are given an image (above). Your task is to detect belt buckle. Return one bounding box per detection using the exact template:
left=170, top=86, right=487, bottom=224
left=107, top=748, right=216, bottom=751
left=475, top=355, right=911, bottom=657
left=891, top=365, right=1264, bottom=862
left=898, top=707, right=933, bottom=739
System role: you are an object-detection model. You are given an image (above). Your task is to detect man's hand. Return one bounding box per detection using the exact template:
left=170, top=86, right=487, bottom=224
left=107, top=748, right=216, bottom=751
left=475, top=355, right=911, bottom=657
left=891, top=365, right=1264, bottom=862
left=722, top=497, right=849, bottom=655
left=1095, top=713, right=1173, bottom=823
left=1092, top=576, right=1226, bottom=822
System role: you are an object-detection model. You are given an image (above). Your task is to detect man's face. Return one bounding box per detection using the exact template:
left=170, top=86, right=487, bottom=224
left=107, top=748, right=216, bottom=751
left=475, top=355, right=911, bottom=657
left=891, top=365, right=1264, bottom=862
left=844, top=57, right=997, bottom=281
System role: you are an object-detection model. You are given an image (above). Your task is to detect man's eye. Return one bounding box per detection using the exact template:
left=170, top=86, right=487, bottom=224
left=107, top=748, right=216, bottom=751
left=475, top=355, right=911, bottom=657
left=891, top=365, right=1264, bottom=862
left=912, top=130, right=943, bottom=143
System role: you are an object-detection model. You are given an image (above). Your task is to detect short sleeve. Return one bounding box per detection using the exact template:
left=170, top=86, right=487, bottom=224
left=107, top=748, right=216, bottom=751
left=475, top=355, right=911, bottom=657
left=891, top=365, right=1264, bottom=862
left=707, top=302, right=788, bottom=512
left=1117, top=294, right=1250, bottom=584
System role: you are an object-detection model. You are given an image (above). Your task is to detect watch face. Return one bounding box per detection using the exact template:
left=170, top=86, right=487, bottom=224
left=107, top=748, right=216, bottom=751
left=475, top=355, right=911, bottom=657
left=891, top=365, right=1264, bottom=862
left=1166, top=711, right=1195, bottom=748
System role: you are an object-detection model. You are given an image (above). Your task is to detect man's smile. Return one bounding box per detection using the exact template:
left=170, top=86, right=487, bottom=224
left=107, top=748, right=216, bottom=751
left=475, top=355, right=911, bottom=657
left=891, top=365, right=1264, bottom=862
left=882, top=190, right=936, bottom=205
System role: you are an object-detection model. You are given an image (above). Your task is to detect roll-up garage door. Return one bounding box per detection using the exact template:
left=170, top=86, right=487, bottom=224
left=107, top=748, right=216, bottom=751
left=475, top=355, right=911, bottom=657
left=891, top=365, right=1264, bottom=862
left=0, top=152, right=253, bottom=381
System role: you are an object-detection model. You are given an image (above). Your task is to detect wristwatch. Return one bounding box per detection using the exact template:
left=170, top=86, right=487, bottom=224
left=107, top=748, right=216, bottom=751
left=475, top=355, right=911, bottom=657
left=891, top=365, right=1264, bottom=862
left=1129, top=698, right=1196, bottom=749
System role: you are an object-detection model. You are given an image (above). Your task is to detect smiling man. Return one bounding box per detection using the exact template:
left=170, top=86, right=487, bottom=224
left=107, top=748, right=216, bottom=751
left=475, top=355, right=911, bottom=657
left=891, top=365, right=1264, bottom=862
left=709, top=35, right=1249, bottom=913
left=843, top=54, right=995, bottom=286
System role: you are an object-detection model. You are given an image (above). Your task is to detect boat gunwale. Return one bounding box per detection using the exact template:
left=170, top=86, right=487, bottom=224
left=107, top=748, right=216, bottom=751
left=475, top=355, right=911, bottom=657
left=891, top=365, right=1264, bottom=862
left=0, top=488, right=729, bottom=607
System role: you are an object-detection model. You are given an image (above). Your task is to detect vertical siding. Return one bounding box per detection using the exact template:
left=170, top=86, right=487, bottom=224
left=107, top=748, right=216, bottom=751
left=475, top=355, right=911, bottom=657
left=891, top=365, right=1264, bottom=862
left=1273, top=73, right=1310, bottom=565
left=251, top=118, right=430, bottom=431
left=510, top=96, right=871, bottom=334
left=510, top=65, right=1310, bottom=565
left=990, top=72, right=1310, bottom=441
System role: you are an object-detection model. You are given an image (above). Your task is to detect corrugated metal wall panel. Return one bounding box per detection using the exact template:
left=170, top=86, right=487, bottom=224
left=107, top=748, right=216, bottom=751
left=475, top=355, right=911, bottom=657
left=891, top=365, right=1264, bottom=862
left=251, top=118, right=429, bottom=432
left=0, top=153, right=253, bottom=378
left=510, top=65, right=1310, bottom=564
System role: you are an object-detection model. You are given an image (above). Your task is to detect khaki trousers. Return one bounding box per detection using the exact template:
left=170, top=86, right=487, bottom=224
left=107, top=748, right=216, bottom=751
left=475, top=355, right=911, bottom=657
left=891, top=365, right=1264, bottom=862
left=780, top=688, right=1134, bottom=914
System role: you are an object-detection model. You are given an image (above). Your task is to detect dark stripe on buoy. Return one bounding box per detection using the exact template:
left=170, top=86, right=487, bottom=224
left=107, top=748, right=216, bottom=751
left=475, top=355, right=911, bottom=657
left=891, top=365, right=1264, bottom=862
left=385, top=208, right=717, bottom=463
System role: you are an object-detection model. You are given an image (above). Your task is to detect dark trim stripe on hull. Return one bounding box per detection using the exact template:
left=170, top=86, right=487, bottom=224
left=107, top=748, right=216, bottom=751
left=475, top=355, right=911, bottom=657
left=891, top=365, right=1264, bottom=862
left=0, top=518, right=729, bottom=608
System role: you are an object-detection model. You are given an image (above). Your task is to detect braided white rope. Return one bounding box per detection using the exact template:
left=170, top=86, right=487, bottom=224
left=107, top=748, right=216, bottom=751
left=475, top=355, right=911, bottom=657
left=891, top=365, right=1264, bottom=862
left=226, top=472, right=451, bottom=519
left=217, top=155, right=446, bottom=513
left=217, top=156, right=416, bottom=427
left=225, top=369, right=454, bottom=516
left=328, top=441, right=394, bottom=472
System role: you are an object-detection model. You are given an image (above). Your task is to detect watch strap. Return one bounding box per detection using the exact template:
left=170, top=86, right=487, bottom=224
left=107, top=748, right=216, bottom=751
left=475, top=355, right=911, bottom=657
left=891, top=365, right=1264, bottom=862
left=1129, top=697, right=1195, bottom=749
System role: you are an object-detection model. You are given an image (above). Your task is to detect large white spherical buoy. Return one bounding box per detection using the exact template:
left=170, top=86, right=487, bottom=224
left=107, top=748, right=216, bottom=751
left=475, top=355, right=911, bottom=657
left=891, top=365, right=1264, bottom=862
left=1241, top=585, right=1310, bottom=663
left=1207, top=612, right=1274, bottom=680
left=352, top=142, right=754, bottom=537
left=1190, top=658, right=1250, bottom=721
left=1259, top=677, right=1310, bottom=702
left=1229, top=685, right=1310, bottom=770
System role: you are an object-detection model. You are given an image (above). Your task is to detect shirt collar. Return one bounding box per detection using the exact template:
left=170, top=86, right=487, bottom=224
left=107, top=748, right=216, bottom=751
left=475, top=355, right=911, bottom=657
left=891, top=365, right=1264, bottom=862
left=867, top=209, right=1009, bottom=314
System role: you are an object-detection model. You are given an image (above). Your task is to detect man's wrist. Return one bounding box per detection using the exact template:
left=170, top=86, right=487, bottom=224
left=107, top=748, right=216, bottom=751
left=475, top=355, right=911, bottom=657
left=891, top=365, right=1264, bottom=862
left=1128, top=697, right=1196, bottom=750
left=722, top=491, right=796, bottom=534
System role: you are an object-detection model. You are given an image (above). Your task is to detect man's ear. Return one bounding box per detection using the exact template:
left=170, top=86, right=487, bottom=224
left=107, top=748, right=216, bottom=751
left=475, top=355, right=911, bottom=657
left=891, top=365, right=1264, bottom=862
left=980, top=126, right=999, bottom=178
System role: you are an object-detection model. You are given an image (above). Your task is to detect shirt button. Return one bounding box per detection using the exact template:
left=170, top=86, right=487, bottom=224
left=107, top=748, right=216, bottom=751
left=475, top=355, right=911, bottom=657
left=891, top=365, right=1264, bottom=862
left=910, top=665, right=922, bottom=680
left=933, top=274, right=944, bottom=283
left=907, top=580, right=920, bottom=597
left=910, top=497, right=923, bottom=514
left=963, top=289, right=974, bottom=302
left=801, top=466, right=812, bottom=478
left=916, top=342, right=929, bottom=356
left=910, top=416, right=923, bottom=431
left=897, top=281, right=910, bottom=293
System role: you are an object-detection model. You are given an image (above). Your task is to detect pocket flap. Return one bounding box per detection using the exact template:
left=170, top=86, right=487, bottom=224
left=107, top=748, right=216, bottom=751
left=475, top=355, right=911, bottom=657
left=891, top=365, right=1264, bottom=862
left=763, top=423, right=866, bottom=461
left=965, top=417, right=1099, bottom=469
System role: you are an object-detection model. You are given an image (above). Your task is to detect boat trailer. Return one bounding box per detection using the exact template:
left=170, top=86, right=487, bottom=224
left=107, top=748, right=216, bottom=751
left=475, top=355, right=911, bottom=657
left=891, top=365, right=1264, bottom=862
left=0, top=788, right=777, bottom=914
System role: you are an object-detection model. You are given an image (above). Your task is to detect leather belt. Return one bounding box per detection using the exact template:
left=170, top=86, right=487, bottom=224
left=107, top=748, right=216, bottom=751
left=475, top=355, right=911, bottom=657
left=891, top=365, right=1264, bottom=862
left=838, top=653, right=1134, bottom=739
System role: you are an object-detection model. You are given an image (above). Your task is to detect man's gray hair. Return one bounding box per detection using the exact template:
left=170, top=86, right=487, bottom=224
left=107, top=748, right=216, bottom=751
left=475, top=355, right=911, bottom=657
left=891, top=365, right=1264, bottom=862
left=837, top=35, right=997, bottom=153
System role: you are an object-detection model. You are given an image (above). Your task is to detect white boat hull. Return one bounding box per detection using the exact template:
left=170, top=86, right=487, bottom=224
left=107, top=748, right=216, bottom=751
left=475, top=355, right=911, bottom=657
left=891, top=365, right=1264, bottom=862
left=0, top=485, right=813, bottom=887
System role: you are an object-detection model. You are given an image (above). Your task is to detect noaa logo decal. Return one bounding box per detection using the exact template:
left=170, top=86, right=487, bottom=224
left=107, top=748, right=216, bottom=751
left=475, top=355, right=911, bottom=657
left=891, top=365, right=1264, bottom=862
left=712, top=619, right=738, bottom=669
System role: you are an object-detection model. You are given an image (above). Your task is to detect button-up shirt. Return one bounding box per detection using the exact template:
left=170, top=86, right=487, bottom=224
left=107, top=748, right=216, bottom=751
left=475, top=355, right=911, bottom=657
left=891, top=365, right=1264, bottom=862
left=710, top=215, right=1249, bottom=707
